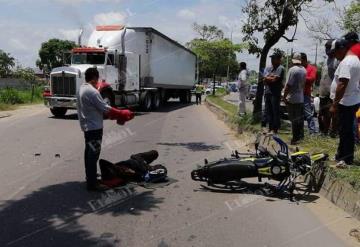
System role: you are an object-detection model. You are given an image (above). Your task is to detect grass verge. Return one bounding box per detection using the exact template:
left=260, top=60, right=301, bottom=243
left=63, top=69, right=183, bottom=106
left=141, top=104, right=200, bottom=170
left=0, top=86, right=43, bottom=111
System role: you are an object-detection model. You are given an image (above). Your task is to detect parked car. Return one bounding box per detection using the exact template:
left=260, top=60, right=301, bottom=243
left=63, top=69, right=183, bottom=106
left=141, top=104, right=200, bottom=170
left=227, top=82, right=238, bottom=93
left=247, top=84, right=257, bottom=100
left=205, top=85, right=224, bottom=95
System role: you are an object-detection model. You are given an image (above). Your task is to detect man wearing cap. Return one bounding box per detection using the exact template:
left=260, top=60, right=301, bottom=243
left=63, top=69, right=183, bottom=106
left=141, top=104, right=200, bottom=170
left=263, top=52, right=285, bottom=133
left=329, top=39, right=360, bottom=166
left=301, top=53, right=317, bottom=134
left=283, top=53, right=307, bottom=145
left=318, top=40, right=339, bottom=136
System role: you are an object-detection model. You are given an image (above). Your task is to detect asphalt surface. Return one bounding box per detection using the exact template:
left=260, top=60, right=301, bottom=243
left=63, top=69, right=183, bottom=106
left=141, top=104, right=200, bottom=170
left=0, top=101, right=352, bottom=247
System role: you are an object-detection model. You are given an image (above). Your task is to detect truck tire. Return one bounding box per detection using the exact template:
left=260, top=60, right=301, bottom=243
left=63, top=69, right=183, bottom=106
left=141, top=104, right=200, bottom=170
left=101, top=90, right=115, bottom=106
left=50, top=107, right=67, bottom=118
left=141, top=93, right=152, bottom=111
left=186, top=90, right=191, bottom=103
left=180, top=90, right=191, bottom=104
left=151, top=92, right=161, bottom=110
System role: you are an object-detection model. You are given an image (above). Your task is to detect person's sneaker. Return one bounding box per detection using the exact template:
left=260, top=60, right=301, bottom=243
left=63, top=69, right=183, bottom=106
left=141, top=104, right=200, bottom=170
left=87, top=181, right=109, bottom=192
left=336, top=160, right=348, bottom=169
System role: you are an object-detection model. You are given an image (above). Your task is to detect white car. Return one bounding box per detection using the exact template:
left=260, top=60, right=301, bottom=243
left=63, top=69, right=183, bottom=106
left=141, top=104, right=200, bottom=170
left=205, top=85, right=224, bottom=95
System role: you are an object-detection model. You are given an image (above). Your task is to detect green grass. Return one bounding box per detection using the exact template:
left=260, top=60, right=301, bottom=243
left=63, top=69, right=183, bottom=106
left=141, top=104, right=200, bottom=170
left=207, top=93, right=360, bottom=191
left=207, top=94, right=237, bottom=115
left=0, top=103, right=16, bottom=111
left=206, top=94, right=261, bottom=132
left=0, top=86, right=43, bottom=111
left=328, top=166, right=360, bottom=191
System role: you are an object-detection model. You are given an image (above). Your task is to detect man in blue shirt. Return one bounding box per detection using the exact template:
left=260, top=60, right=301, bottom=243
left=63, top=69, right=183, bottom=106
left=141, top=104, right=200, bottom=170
left=263, top=52, right=285, bottom=134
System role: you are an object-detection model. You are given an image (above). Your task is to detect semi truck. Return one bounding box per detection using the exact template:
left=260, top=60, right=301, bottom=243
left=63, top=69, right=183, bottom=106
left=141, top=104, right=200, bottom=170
left=43, top=25, right=197, bottom=117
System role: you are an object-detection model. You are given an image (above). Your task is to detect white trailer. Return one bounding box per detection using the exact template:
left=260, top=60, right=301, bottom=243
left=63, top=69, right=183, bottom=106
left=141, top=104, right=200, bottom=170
left=44, top=25, right=197, bottom=117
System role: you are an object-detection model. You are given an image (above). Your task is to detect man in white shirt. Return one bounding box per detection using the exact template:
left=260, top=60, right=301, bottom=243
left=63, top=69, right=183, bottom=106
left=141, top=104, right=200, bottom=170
left=238, top=62, right=249, bottom=115
left=329, top=39, right=360, bottom=166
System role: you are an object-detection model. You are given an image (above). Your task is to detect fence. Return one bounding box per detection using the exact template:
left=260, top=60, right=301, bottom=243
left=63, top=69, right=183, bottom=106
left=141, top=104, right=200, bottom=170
left=0, top=78, right=32, bottom=90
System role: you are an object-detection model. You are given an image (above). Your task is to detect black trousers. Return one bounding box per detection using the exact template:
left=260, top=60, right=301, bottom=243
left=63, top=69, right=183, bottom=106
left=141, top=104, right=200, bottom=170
left=337, top=104, right=359, bottom=164
left=264, top=94, right=281, bottom=132
left=287, top=103, right=304, bottom=142
left=196, top=93, right=202, bottom=105
left=318, top=97, right=332, bottom=135
left=84, top=129, right=103, bottom=186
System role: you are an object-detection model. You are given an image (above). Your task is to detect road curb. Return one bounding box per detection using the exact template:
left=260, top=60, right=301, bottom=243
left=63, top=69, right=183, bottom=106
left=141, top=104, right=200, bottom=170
left=205, top=96, right=360, bottom=221
left=320, top=171, right=360, bottom=220
left=205, top=99, right=243, bottom=134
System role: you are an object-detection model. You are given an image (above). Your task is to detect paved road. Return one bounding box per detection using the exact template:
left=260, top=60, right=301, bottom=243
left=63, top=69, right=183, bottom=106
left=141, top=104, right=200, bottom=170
left=0, top=102, right=355, bottom=247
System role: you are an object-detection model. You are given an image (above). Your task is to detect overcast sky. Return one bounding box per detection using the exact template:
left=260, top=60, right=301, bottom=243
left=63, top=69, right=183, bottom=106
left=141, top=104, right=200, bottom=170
left=0, top=0, right=352, bottom=70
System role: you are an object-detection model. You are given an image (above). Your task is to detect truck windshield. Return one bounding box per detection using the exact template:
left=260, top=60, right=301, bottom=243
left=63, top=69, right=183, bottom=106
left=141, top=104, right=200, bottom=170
left=71, top=53, right=106, bottom=65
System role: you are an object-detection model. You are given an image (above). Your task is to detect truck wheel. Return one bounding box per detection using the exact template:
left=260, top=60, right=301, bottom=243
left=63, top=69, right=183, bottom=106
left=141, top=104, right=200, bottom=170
left=141, top=93, right=152, bottom=111
left=50, top=107, right=67, bottom=118
left=180, top=90, right=190, bottom=104
left=101, top=90, right=115, bottom=106
left=151, top=92, right=161, bottom=110
left=186, top=90, right=191, bottom=103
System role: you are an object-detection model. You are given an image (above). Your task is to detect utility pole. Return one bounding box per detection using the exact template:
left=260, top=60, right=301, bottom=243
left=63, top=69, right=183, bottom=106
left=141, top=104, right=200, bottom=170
left=315, top=42, right=318, bottom=65
left=226, top=29, right=233, bottom=81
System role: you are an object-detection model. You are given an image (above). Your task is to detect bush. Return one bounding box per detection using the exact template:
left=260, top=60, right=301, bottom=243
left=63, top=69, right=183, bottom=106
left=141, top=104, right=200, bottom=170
left=0, top=86, right=44, bottom=106
left=0, top=88, right=24, bottom=104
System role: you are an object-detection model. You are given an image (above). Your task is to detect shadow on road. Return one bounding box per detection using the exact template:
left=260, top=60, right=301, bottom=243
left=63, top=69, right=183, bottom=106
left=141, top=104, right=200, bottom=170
left=157, top=142, right=222, bottom=152
left=0, top=182, right=163, bottom=246
left=49, top=113, right=79, bottom=120
left=196, top=182, right=320, bottom=204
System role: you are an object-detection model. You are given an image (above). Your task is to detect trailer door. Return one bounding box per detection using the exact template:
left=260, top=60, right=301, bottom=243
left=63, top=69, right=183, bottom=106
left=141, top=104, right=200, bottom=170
left=124, top=53, right=140, bottom=91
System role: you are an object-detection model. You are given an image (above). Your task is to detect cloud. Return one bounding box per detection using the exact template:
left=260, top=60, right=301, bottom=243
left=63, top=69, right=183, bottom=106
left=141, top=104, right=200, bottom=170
left=0, top=0, right=353, bottom=70
left=177, top=9, right=196, bottom=20
left=55, top=0, right=123, bottom=5
left=93, top=11, right=128, bottom=25
left=8, top=38, right=28, bottom=51
left=58, top=29, right=82, bottom=41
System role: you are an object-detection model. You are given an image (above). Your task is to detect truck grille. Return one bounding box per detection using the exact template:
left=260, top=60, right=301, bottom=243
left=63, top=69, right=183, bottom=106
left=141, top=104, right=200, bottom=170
left=51, top=75, right=76, bottom=96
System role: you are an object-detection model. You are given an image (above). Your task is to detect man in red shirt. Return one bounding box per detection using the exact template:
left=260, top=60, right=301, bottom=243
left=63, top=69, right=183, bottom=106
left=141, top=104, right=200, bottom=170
left=301, top=53, right=318, bottom=134
left=344, top=32, right=360, bottom=58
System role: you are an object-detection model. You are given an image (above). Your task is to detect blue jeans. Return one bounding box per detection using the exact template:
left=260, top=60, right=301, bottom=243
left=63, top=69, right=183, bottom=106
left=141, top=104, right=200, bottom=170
left=304, top=95, right=317, bottom=134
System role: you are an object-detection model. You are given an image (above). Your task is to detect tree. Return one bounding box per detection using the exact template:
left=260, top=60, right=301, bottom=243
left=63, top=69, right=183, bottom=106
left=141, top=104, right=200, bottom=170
left=188, top=24, right=246, bottom=82
left=193, top=23, right=224, bottom=41
left=343, top=1, right=360, bottom=32
left=36, top=39, right=77, bottom=72
left=188, top=38, right=245, bottom=81
left=0, top=50, right=15, bottom=78
left=13, top=67, right=36, bottom=82
left=242, top=0, right=333, bottom=121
